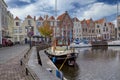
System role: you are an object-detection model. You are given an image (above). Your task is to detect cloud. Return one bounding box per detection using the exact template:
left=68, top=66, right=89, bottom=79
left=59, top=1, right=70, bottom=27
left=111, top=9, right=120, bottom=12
left=19, top=0, right=32, bottom=3
left=8, top=0, right=55, bottom=19
left=57, top=0, right=96, bottom=14
left=6, top=0, right=96, bottom=19
left=6, top=0, right=119, bottom=23
left=5, top=0, right=11, bottom=3
left=76, top=2, right=117, bottom=20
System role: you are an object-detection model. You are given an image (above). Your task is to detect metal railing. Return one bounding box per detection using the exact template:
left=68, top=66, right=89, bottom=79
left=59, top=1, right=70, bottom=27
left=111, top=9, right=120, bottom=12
left=20, top=48, right=39, bottom=80
left=20, top=43, right=51, bottom=80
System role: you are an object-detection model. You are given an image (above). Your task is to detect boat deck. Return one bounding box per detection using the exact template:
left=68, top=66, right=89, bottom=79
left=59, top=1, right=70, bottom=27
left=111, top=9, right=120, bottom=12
left=46, top=46, right=75, bottom=56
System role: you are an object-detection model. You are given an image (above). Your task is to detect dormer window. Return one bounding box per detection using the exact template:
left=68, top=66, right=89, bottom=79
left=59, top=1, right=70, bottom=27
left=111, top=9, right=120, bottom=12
left=104, top=23, right=106, bottom=26
left=16, top=22, right=19, bottom=26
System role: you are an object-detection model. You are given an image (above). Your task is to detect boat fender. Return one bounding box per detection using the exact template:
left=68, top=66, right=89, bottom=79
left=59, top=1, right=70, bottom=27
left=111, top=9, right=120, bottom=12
left=52, top=57, right=56, bottom=63
left=56, top=70, right=63, bottom=80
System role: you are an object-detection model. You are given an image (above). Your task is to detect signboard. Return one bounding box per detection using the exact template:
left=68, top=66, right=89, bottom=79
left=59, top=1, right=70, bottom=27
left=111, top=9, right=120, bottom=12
left=27, top=31, right=34, bottom=38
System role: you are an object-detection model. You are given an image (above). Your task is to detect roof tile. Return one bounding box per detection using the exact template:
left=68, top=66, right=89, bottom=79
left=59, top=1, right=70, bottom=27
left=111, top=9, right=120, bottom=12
left=57, top=12, right=66, bottom=21
left=95, top=18, right=105, bottom=24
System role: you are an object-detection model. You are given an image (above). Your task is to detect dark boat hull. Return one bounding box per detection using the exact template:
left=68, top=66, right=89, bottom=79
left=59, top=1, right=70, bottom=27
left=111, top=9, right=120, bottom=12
left=91, top=41, right=108, bottom=47
left=44, top=50, right=78, bottom=66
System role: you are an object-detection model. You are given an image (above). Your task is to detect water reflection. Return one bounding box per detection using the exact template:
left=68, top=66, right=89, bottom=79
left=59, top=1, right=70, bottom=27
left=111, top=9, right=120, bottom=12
left=56, top=63, right=79, bottom=80
left=57, top=47, right=120, bottom=80
left=82, top=47, right=117, bottom=60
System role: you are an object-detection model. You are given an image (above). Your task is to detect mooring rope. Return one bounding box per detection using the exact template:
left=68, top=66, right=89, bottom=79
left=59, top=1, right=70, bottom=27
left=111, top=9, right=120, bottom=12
left=59, top=56, right=68, bottom=70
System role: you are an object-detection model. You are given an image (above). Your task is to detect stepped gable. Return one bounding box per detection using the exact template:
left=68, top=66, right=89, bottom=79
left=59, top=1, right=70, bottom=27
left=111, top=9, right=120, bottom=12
left=72, top=17, right=79, bottom=22
left=14, top=16, right=20, bottom=20
left=57, top=12, right=66, bottom=21
left=48, top=16, right=55, bottom=20
left=26, top=15, right=32, bottom=19
left=38, top=16, right=44, bottom=21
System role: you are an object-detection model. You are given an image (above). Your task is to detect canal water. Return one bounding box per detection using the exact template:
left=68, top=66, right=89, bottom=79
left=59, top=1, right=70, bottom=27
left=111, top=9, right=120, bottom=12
left=57, top=46, right=120, bottom=80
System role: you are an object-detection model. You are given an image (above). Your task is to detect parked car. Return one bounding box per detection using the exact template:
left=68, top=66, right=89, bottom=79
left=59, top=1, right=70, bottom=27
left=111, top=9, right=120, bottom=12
left=2, top=38, right=13, bottom=47
left=8, top=40, right=13, bottom=46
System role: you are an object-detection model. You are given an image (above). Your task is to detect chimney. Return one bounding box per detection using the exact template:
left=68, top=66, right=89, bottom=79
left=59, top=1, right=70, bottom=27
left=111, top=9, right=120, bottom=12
left=46, top=15, right=48, bottom=20
left=44, top=15, right=49, bottom=20
left=65, top=11, right=68, bottom=13
left=34, top=16, right=36, bottom=21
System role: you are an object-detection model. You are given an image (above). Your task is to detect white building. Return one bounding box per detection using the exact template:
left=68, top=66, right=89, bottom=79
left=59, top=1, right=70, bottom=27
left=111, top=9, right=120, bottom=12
left=95, top=18, right=110, bottom=40
left=73, top=17, right=82, bottom=40
left=7, top=11, right=14, bottom=41
left=108, top=22, right=115, bottom=40
left=95, top=22, right=101, bottom=39
left=0, top=0, right=8, bottom=45
left=36, top=16, right=44, bottom=36
left=13, top=16, right=23, bottom=43
left=22, top=15, right=36, bottom=43
left=117, top=15, right=120, bottom=40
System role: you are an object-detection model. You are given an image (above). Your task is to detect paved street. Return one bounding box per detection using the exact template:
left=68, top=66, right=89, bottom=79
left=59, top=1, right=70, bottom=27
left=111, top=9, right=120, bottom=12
left=0, top=45, right=30, bottom=80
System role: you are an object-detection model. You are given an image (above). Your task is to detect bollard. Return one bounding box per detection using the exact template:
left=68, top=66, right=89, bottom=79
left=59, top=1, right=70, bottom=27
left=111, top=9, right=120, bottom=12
left=24, top=55, right=26, bottom=58
left=26, top=68, right=28, bottom=75
left=37, top=51, right=42, bottom=66
left=20, top=60, right=22, bottom=66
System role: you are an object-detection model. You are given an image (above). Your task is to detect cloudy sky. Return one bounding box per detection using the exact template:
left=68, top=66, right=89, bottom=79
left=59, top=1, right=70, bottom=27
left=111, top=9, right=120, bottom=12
left=5, top=0, right=120, bottom=24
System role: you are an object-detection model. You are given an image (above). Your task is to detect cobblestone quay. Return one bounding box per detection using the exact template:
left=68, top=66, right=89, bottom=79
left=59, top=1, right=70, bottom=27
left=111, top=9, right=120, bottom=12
left=0, top=45, right=29, bottom=80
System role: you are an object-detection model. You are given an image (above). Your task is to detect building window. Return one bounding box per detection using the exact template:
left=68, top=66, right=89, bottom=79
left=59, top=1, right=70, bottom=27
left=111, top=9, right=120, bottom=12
left=92, top=30, right=94, bottom=33
left=119, top=33, right=120, bottom=37
left=96, top=30, right=98, bottom=33
left=85, top=28, right=87, bottom=32
left=16, top=22, right=19, bottom=26
left=89, top=30, right=91, bottom=33
left=106, top=27, right=108, bottom=31
left=25, top=27, right=28, bottom=33
left=19, top=28, right=22, bottom=33
left=99, top=30, right=100, bottom=33
left=54, top=21, right=57, bottom=26
left=103, top=27, right=105, bottom=32
left=97, top=25, right=99, bottom=28
left=14, top=29, right=17, bottom=33
left=37, top=22, right=41, bottom=26
left=83, top=28, right=84, bottom=32
left=119, top=21, right=120, bottom=25
left=50, top=22, right=53, bottom=26
left=119, top=27, right=120, bottom=31
left=28, top=20, right=31, bottom=25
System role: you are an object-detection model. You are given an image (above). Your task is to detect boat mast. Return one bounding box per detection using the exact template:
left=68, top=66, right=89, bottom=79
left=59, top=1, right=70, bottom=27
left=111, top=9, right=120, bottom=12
left=117, top=0, right=119, bottom=40
left=55, top=0, right=57, bottom=18
left=117, top=0, right=119, bottom=18
left=55, top=0, right=57, bottom=39
left=53, top=0, right=57, bottom=52
left=55, top=0, right=57, bottom=38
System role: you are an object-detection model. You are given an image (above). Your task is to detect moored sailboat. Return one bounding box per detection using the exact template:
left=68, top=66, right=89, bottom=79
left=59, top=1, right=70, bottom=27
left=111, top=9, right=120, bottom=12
left=45, top=38, right=78, bottom=66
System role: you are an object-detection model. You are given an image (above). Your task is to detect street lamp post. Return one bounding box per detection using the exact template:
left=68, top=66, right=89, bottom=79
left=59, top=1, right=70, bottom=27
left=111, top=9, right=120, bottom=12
left=27, top=26, right=34, bottom=49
